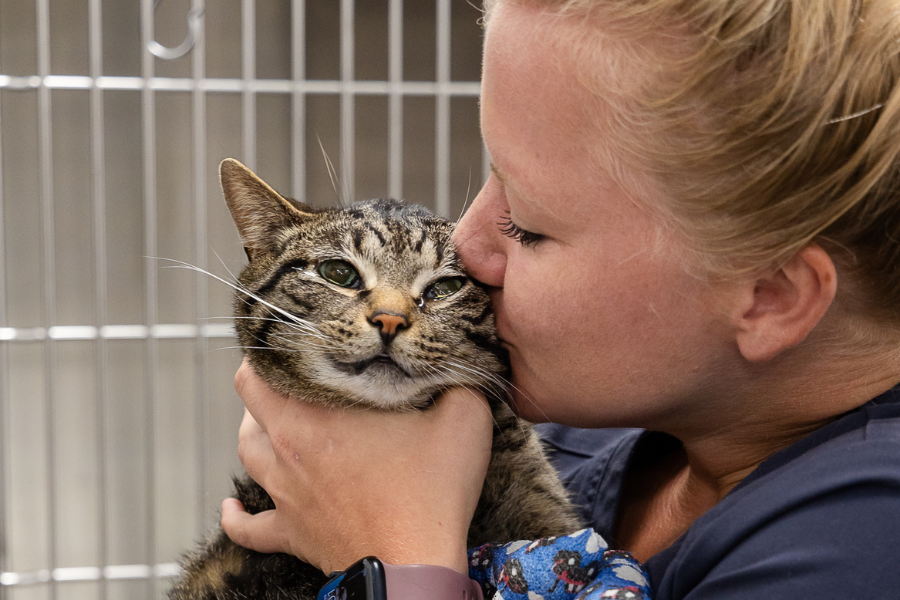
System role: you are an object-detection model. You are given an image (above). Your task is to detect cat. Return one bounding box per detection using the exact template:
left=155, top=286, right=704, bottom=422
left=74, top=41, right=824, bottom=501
left=168, top=159, right=583, bottom=600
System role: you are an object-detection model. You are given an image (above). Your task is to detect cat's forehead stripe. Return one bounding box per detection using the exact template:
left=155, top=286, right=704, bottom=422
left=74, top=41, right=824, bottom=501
left=384, top=218, right=413, bottom=254
left=414, top=229, right=427, bottom=254
left=349, top=224, right=393, bottom=265
left=434, top=236, right=445, bottom=269
left=363, top=221, right=387, bottom=246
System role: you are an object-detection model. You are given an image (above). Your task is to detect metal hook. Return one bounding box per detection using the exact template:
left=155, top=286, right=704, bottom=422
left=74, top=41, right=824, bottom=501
left=148, top=0, right=204, bottom=61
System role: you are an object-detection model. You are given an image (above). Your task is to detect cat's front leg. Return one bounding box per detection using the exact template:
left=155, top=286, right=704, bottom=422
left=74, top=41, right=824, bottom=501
left=169, top=475, right=324, bottom=600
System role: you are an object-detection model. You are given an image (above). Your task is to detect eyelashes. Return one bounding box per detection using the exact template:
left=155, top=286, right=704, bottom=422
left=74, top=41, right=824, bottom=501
left=497, top=211, right=544, bottom=247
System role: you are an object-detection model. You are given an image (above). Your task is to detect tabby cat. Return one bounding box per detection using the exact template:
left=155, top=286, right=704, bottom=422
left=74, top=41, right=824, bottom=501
left=169, top=159, right=582, bottom=600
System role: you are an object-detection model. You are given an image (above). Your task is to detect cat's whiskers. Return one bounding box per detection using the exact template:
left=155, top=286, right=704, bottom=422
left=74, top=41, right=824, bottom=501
left=422, top=362, right=483, bottom=390
left=203, top=314, right=329, bottom=349
left=224, top=345, right=304, bottom=354
left=415, top=361, right=502, bottom=405
left=205, top=313, right=333, bottom=355
left=425, top=358, right=509, bottom=403
left=420, top=362, right=505, bottom=433
left=317, top=135, right=346, bottom=207
left=496, top=380, right=554, bottom=425
left=267, top=332, right=333, bottom=353
left=271, top=332, right=333, bottom=349
left=234, top=295, right=329, bottom=339
left=158, top=259, right=332, bottom=343
left=456, top=169, right=475, bottom=224
left=346, top=395, right=384, bottom=412
left=440, top=357, right=554, bottom=427
left=442, top=359, right=511, bottom=395
left=213, top=249, right=241, bottom=284
left=232, top=315, right=332, bottom=344
left=230, top=336, right=329, bottom=356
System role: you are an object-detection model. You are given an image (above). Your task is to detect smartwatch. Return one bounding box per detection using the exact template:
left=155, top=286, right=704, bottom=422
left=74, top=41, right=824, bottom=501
left=317, top=557, right=484, bottom=600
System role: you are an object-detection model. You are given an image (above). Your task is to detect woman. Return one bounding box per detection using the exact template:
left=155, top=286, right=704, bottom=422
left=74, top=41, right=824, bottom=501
left=222, top=1, right=900, bottom=598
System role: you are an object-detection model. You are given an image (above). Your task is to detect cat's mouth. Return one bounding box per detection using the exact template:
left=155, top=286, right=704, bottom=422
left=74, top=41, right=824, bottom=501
left=339, top=353, right=412, bottom=377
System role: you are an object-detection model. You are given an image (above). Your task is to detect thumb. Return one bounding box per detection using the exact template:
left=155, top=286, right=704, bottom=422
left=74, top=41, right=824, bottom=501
left=221, top=498, right=290, bottom=555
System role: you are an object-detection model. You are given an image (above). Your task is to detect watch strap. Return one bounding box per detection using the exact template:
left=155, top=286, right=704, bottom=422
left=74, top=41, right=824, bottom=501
left=383, top=563, right=484, bottom=600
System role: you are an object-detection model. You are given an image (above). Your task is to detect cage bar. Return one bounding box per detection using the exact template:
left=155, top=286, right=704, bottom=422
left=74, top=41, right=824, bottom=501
left=340, top=0, right=355, bottom=204
left=0, top=324, right=235, bottom=342
left=242, top=0, right=257, bottom=170
left=388, top=0, right=403, bottom=201
left=192, top=0, right=211, bottom=534
left=435, top=0, right=452, bottom=218
left=89, top=0, right=110, bottom=598
left=141, top=0, right=161, bottom=596
left=0, top=54, right=8, bottom=600
left=36, top=0, right=60, bottom=597
left=0, top=75, right=481, bottom=96
left=0, top=562, right=180, bottom=586
left=291, top=0, right=306, bottom=202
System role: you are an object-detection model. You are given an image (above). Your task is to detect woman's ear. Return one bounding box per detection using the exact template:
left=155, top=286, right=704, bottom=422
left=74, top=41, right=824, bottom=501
left=734, top=245, right=838, bottom=362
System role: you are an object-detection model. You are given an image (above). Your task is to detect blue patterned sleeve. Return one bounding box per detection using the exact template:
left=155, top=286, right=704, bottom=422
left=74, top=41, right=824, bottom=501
left=467, top=529, right=651, bottom=600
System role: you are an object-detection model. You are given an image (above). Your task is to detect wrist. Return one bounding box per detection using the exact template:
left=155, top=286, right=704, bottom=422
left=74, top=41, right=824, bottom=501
left=384, top=562, right=483, bottom=600
left=383, top=543, right=470, bottom=576
left=347, top=526, right=469, bottom=575
left=319, top=557, right=483, bottom=600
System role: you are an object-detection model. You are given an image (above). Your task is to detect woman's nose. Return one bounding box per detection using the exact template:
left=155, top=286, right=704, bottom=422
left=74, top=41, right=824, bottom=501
left=452, top=188, right=507, bottom=288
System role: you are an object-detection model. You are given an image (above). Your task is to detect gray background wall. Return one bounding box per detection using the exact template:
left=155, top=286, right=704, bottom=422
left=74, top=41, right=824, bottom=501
left=0, top=1, right=486, bottom=598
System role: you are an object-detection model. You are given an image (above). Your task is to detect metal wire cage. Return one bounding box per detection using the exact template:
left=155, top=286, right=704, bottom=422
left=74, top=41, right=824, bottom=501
left=0, top=1, right=487, bottom=598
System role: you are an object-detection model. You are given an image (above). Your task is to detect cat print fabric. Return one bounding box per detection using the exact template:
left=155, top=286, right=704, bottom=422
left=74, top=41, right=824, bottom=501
left=468, top=529, right=651, bottom=600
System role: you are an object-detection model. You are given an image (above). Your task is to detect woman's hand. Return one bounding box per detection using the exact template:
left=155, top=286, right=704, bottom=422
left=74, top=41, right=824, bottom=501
left=220, top=358, right=494, bottom=575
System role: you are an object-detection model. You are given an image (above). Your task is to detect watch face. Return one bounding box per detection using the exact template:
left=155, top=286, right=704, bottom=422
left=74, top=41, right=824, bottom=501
left=320, top=570, right=365, bottom=600
left=318, top=558, right=386, bottom=600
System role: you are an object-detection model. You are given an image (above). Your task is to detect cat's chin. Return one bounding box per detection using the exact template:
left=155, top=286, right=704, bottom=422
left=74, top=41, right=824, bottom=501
left=314, top=361, right=439, bottom=410
left=343, top=354, right=412, bottom=377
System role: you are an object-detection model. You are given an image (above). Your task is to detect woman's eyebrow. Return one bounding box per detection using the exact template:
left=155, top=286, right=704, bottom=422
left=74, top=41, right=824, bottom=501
left=490, top=161, right=545, bottom=213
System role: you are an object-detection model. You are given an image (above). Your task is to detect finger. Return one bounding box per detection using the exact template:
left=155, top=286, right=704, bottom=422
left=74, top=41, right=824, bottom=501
left=234, top=357, right=291, bottom=427
left=427, top=388, right=494, bottom=489
left=237, top=409, right=280, bottom=488
left=436, top=386, right=491, bottom=417
left=220, top=498, right=292, bottom=555
left=433, top=387, right=494, bottom=442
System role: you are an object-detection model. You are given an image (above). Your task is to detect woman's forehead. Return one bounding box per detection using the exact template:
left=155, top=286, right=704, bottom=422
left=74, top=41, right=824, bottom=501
left=483, top=12, right=638, bottom=215
left=485, top=3, right=679, bottom=225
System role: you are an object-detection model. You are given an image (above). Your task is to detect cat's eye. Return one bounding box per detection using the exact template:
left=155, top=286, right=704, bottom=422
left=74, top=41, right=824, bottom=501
left=424, top=276, right=465, bottom=300
left=318, top=259, right=360, bottom=288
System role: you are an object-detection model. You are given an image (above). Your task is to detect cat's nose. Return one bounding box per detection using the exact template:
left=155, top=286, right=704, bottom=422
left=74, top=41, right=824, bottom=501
left=368, top=310, right=410, bottom=345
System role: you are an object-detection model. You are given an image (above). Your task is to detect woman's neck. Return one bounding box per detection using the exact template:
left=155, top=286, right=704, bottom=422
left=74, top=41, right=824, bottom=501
left=616, top=350, right=900, bottom=562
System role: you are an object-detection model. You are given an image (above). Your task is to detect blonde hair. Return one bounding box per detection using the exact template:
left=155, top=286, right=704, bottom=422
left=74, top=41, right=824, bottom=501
left=487, top=0, right=900, bottom=326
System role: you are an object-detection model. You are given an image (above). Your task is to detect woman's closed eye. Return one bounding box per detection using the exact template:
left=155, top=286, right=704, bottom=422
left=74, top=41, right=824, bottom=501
left=497, top=211, right=544, bottom=247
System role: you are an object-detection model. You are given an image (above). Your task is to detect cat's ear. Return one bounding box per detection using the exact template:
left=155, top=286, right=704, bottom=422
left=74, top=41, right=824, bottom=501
left=220, top=158, right=313, bottom=260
